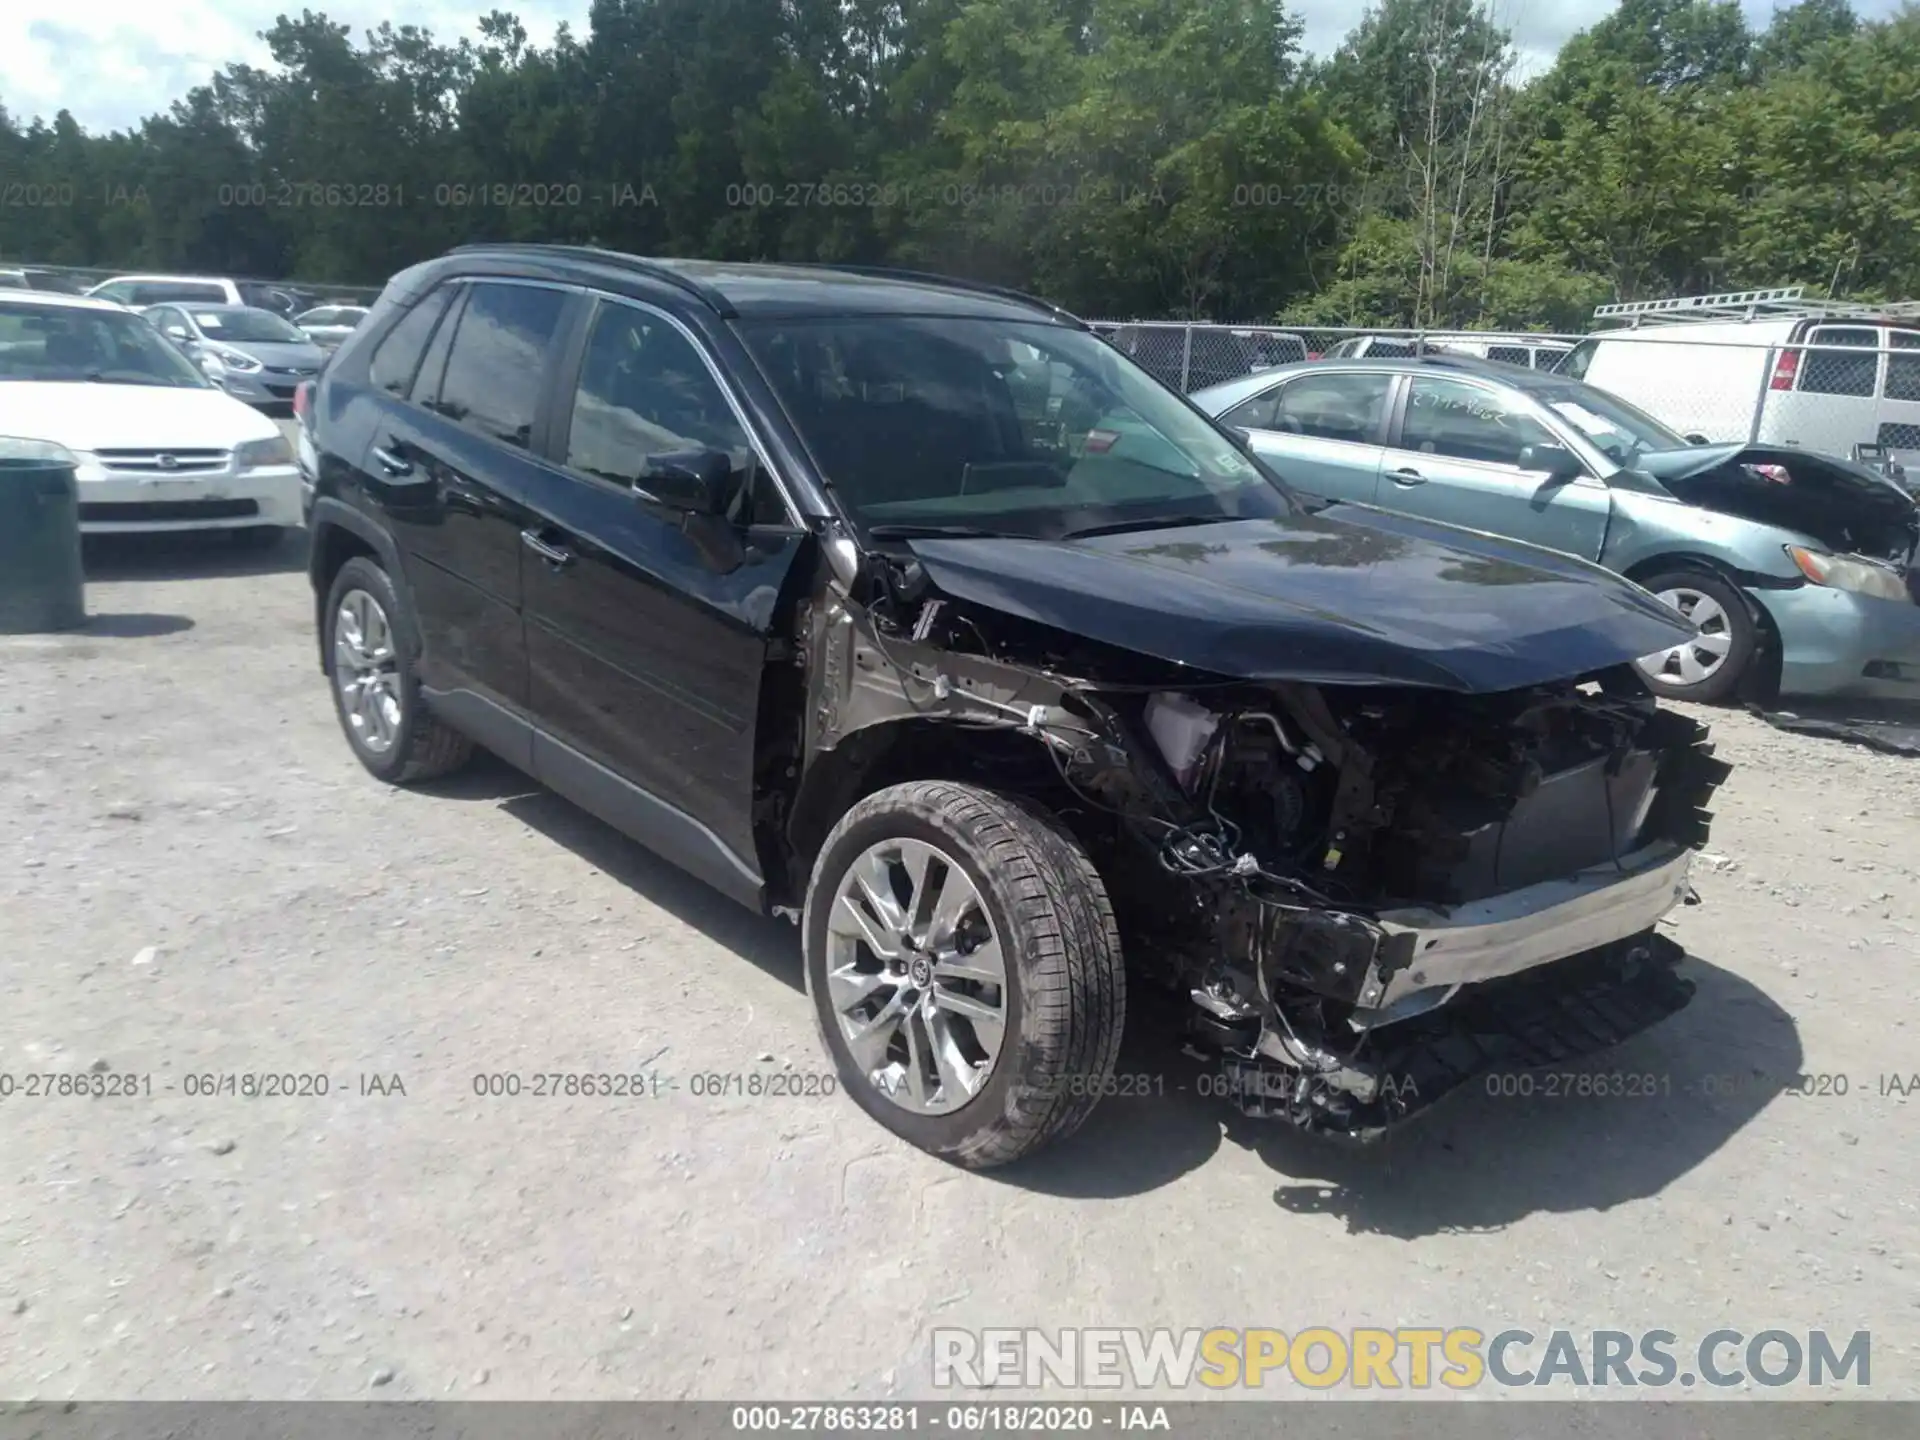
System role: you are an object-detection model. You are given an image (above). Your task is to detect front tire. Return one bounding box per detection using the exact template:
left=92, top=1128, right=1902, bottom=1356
left=323, top=555, right=474, bottom=784
left=1633, top=568, right=1756, bottom=704
left=803, top=781, right=1125, bottom=1169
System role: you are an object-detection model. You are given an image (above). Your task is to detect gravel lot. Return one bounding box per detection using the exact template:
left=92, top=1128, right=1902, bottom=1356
left=3, top=522, right=1919, bottom=1402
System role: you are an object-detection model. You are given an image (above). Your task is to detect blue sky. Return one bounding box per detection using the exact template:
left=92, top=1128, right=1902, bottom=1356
left=2, top=0, right=1907, bottom=134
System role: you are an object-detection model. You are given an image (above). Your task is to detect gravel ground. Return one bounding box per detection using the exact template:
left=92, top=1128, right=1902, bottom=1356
left=3, top=526, right=1918, bottom=1403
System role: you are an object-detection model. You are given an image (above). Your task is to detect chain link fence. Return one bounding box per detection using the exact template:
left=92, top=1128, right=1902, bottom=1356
left=1085, top=322, right=1582, bottom=394
left=1088, top=319, right=1920, bottom=477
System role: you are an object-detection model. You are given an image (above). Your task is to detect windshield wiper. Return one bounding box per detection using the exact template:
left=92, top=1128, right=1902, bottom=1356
left=1056, top=514, right=1235, bottom=542
left=866, top=523, right=1022, bottom=540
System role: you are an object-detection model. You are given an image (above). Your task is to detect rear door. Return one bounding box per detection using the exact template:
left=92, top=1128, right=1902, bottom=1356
left=1877, top=329, right=1920, bottom=471
left=1379, top=374, right=1611, bottom=560
left=1764, top=323, right=1881, bottom=456
left=518, top=294, right=806, bottom=895
left=1218, top=369, right=1395, bottom=504
left=364, top=278, right=576, bottom=717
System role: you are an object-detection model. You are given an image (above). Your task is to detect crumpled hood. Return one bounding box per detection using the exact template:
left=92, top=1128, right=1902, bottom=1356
left=1633, top=444, right=1920, bottom=562
left=906, top=506, right=1698, bottom=692
left=1637, top=443, right=1905, bottom=498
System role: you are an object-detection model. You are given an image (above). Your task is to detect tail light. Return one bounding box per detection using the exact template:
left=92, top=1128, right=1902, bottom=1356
left=1769, top=350, right=1800, bottom=391
left=293, top=379, right=312, bottom=425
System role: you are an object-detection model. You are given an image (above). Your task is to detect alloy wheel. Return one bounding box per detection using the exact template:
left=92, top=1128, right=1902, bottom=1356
left=823, top=838, right=1008, bottom=1115
left=1636, top=586, right=1735, bottom=689
left=333, top=589, right=402, bottom=755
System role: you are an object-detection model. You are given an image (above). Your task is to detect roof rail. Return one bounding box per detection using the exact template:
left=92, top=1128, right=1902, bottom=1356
left=447, top=243, right=736, bottom=316
left=809, top=265, right=1084, bottom=325
left=1593, top=286, right=1920, bottom=327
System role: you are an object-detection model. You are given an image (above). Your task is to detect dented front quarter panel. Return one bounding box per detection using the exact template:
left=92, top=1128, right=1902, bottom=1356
left=801, top=588, right=1076, bottom=761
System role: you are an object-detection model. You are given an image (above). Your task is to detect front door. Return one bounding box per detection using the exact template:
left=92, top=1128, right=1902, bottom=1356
left=520, top=296, right=805, bottom=886
left=1379, top=374, right=1611, bottom=561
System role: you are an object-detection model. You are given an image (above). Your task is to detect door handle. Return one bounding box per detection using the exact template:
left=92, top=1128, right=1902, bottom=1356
left=1388, top=467, right=1427, bottom=486
left=370, top=444, right=412, bottom=478
left=520, top=530, right=576, bottom=569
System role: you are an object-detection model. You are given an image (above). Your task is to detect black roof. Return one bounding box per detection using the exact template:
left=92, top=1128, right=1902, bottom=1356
left=442, top=245, right=1080, bottom=325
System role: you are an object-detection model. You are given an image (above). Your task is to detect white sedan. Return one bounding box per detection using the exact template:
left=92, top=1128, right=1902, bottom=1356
left=292, top=304, right=369, bottom=350
left=0, top=291, right=301, bottom=539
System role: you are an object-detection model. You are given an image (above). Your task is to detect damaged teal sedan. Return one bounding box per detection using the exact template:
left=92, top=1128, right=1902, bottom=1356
left=1195, top=355, right=1920, bottom=704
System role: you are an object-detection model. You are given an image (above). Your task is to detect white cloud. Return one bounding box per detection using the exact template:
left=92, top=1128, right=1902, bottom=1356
left=1, top=0, right=1908, bottom=134
left=1292, top=0, right=1906, bottom=71
left=1, top=0, right=574, bottom=132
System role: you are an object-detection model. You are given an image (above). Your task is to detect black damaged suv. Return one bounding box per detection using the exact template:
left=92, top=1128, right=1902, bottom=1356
left=304, top=244, right=1730, bottom=1167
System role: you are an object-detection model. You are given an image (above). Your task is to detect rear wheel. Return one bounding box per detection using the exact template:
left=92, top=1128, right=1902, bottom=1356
left=1633, top=569, right=1756, bottom=704
left=323, top=555, right=474, bottom=784
left=802, top=781, right=1125, bottom=1169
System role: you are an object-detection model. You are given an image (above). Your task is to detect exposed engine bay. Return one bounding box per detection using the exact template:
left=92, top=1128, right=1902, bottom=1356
left=1658, top=446, right=1920, bottom=568
left=784, top=545, right=1732, bottom=1139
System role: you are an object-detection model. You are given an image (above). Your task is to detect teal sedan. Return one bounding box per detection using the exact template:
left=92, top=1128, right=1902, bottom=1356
left=1195, top=356, right=1920, bottom=704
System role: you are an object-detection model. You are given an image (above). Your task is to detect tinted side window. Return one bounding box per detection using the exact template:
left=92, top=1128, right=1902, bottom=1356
left=565, top=301, right=782, bottom=523
left=1801, top=326, right=1878, bottom=398
left=1267, top=372, right=1395, bottom=443
left=1221, top=385, right=1285, bottom=431
left=369, top=286, right=454, bottom=397
left=138, top=283, right=227, bottom=305
left=435, top=283, right=569, bottom=449
left=1402, top=377, right=1556, bottom=466
left=410, top=287, right=467, bottom=406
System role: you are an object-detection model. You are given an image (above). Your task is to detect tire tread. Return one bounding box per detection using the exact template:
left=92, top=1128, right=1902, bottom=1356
left=808, top=779, right=1125, bottom=1168
left=325, top=555, right=475, bottom=785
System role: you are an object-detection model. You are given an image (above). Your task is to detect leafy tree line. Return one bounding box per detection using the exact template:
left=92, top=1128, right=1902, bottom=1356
left=0, top=0, right=1913, bottom=329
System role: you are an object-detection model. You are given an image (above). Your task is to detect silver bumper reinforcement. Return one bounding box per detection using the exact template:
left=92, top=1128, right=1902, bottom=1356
left=1361, top=843, right=1696, bottom=1012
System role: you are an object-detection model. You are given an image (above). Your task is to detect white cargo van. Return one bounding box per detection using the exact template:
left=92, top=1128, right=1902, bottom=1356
left=1563, top=287, right=1920, bottom=469
left=1322, top=331, right=1574, bottom=369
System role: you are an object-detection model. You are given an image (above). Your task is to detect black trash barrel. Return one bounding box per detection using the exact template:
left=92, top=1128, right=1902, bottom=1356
left=0, top=437, right=86, bottom=634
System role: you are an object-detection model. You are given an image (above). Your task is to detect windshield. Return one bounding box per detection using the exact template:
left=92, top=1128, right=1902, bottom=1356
left=1543, top=383, right=1688, bottom=466
left=0, top=302, right=210, bottom=387
left=192, top=307, right=307, bottom=343
left=739, top=316, right=1292, bottom=538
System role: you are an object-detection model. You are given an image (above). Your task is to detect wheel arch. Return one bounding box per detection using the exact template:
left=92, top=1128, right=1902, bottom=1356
left=1620, top=551, right=1785, bottom=702
left=783, top=718, right=1075, bottom=907
left=309, top=498, right=406, bottom=672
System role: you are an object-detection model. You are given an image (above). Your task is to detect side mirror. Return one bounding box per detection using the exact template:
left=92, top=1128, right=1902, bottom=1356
left=1519, top=442, right=1584, bottom=481
left=1685, top=432, right=1712, bottom=446
left=637, top=448, right=738, bottom=515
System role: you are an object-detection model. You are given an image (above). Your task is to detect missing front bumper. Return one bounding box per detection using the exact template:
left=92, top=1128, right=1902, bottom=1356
left=1223, top=930, right=1694, bottom=1138
left=1360, top=843, right=1696, bottom=1012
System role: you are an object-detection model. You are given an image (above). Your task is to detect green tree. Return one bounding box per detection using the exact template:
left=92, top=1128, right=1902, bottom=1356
left=1753, top=0, right=1859, bottom=76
